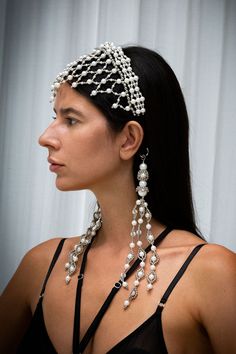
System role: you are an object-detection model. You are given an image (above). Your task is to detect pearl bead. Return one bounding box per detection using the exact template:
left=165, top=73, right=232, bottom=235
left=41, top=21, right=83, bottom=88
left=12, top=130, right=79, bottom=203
left=131, top=220, right=137, bottom=226
left=72, top=82, right=77, bottom=88
left=139, top=251, right=145, bottom=258
left=138, top=218, right=143, bottom=224
left=151, top=245, right=156, bottom=251
left=150, top=265, right=156, bottom=271
left=145, top=212, right=150, bottom=219
left=72, top=255, right=78, bottom=262
left=137, top=240, right=142, bottom=247
left=147, top=284, right=153, bottom=290
left=140, top=163, right=147, bottom=170
left=149, top=273, right=155, bottom=280
left=140, top=261, right=145, bottom=268
left=148, top=234, right=154, bottom=242
left=69, top=265, right=75, bottom=272
left=137, top=271, right=143, bottom=278
left=139, top=206, right=145, bottom=213
left=139, top=181, right=147, bottom=187
left=65, top=262, right=70, bottom=270
left=125, top=106, right=130, bottom=111
left=138, top=190, right=147, bottom=197
left=151, top=256, right=157, bottom=262
left=136, top=229, right=142, bottom=236
left=134, top=280, right=140, bottom=286
left=136, top=200, right=141, bottom=205
left=129, top=242, right=135, bottom=248
left=127, top=253, right=133, bottom=260
left=124, top=263, right=130, bottom=270
left=106, top=88, right=112, bottom=93
left=122, top=281, right=128, bottom=288
left=124, top=300, right=130, bottom=308
left=65, top=275, right=71, bottom=284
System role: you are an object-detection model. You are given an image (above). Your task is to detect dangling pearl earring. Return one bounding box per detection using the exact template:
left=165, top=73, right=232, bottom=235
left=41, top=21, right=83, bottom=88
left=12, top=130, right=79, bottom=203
left=64, top=203, right=102, bottom=284
left=121, top=148, right=160, bottom=309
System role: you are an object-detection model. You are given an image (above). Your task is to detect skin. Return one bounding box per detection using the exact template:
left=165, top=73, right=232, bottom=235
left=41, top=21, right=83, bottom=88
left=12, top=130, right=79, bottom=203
left=0, top=83, right=236, bottom=354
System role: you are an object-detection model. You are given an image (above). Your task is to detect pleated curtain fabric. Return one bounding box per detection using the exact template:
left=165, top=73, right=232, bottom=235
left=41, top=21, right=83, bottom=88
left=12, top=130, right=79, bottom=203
left=0, top=0, right=235, bottom=291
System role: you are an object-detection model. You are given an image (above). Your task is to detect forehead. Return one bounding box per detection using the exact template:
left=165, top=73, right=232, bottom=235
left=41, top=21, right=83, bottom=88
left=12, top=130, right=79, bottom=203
left=54, top=83, right=99, bottom=115
left=53, top=83, right=112, bottom=131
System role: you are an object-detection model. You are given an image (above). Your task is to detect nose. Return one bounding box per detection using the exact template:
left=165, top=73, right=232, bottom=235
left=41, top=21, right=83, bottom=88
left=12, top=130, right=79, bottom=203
left=38, top=124, right=61, bottom=150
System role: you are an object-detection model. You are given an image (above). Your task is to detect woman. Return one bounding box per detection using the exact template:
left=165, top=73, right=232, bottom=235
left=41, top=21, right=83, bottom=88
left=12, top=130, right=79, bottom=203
left=0, top=42, right=235, bottom=354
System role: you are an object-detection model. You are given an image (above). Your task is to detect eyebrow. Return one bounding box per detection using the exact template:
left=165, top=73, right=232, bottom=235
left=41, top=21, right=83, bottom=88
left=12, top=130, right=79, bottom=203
left=53, top=107, right=83, bottom=117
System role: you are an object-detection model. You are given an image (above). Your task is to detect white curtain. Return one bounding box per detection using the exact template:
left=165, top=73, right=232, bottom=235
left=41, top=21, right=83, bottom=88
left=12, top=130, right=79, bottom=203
left=0, top=0, right=235, bottom=291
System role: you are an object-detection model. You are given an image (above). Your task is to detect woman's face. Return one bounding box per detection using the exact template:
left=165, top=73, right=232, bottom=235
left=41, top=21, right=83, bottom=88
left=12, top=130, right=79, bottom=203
left=39, top=83, right=121, bottom=192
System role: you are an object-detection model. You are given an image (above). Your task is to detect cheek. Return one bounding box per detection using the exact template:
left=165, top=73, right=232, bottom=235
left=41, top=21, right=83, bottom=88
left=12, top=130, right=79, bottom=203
left=64, top=127, right=119, bottom=187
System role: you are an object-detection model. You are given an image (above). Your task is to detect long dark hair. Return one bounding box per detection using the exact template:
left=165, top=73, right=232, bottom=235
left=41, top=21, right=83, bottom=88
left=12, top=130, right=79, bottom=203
left=74, top=46, right=202, bottom=238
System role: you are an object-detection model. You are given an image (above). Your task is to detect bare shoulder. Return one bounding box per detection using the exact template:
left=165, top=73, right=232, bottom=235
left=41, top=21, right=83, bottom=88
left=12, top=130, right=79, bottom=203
left=21, top=237, right=65, bottom=270
left=1, top=237, right=66, bottom=308
left=166, top=229, right=236, bottom=284
left=191, top=243, right=236, bottom=311
left=189, top=243, right=236, bottom=352
left=192, top=242, right=236, bottom=279
left=0, top=237, right=67, bottom=353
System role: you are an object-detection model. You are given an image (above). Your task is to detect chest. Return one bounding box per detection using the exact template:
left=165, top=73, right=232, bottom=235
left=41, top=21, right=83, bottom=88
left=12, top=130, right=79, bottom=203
left=40, top=256, right=206, bottom=354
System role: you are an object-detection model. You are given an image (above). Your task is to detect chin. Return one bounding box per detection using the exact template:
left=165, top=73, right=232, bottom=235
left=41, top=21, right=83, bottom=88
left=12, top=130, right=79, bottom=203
left=55, top=178, right=85, bottom=191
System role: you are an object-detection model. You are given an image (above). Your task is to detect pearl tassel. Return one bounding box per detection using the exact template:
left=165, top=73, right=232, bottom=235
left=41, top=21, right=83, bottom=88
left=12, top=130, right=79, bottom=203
left=64, top=206, right=102, bottom=284
left=123, top=149, right=160, bottom=309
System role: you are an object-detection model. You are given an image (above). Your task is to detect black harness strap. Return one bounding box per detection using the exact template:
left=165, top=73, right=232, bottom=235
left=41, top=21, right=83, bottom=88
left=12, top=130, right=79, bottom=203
left=73, top=227, right=172, bottom=354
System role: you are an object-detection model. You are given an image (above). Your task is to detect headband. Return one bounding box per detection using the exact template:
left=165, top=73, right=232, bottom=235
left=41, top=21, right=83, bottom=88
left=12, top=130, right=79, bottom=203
left=51, top=42, right=145, bottom=116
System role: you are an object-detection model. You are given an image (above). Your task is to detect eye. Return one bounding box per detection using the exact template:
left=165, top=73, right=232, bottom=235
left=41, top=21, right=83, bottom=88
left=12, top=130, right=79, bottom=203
left=52, top=116, right=56, bottom=120
left=66, top=117, right=78, bottom=126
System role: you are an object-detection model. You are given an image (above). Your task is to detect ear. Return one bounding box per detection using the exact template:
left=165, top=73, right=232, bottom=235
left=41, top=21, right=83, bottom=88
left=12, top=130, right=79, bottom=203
left=119, top=121, right=144, bottom=161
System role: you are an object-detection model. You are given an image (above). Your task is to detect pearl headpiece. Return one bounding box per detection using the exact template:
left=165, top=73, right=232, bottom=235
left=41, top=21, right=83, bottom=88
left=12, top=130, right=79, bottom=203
left=51, top=42, right=146, bottom=116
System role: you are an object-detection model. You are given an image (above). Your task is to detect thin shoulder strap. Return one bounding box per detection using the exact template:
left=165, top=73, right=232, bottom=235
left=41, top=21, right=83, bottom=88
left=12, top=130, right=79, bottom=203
left=158, top=243, right=206, bottom=308
left=40, top=238, right=67, bottom=297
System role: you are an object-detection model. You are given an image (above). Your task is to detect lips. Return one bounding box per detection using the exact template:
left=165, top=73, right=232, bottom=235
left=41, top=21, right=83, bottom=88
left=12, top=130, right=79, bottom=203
left=48, top=157, right=64, bottom=172
left=47, top=157, right=64, bottom=165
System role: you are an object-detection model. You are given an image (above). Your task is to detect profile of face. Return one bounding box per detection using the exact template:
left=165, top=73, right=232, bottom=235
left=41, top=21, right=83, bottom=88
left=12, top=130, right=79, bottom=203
left=39, top=83, right=123, bottom=192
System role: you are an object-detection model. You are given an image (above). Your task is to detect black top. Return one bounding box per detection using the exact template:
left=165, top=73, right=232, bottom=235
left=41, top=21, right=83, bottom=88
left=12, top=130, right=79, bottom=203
left=17, top=228, right=205, bottom=354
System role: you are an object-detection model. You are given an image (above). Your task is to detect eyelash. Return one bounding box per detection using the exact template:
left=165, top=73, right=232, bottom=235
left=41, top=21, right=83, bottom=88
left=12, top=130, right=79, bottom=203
left=52, top=116, right=78, bottom=126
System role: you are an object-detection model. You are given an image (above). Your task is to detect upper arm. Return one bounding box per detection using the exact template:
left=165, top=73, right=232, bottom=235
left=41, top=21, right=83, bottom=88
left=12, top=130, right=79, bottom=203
left=0, top=237, right=62, bottom=353
left=196, top=244, right=236, bottom=353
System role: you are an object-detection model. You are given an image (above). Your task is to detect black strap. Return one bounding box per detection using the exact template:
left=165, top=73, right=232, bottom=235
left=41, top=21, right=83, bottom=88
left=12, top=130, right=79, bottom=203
left=158, top=243, right=206, bottom=309
left=40, top=238, right=67, bottom=297
left=74, top=227, right=172, bottom=354
left=73, top=237, right=95, bottom=353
